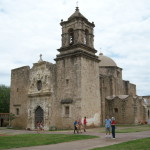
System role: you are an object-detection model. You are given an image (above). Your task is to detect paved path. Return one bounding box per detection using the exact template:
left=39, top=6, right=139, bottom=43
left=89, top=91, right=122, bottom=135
left=1, top=128, right=150, bottom=150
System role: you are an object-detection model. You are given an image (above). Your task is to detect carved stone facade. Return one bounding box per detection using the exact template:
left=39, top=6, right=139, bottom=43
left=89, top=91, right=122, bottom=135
left=10, top=7, right=147, bottom=130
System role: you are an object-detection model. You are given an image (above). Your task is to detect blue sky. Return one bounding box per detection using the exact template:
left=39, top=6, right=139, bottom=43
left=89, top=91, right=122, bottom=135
left=0, top=0, right=150, bottom=96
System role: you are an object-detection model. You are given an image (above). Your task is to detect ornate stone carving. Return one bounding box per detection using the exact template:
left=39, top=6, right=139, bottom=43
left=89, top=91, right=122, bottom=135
left=27, top=97, right=51, bottom=130
left=28, top=64, right=51, bottom=95
left=45, top=106, right=49, bottom=119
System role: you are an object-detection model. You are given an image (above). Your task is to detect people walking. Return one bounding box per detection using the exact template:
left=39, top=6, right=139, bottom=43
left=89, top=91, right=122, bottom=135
left=78, top=118, right=82, bottom=133
left=83, top=116, right=87, bottom=132
left=105, top=116, right=111, bottom=138
left=40, top=121, right=44, bottom=131
left=73, top=120, right=78, bottom=134
left=111, top=117, right=116, bottom=139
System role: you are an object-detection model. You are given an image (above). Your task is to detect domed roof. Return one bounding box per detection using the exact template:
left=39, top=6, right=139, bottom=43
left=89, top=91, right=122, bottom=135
left=99, top=53, right=117, bottom=67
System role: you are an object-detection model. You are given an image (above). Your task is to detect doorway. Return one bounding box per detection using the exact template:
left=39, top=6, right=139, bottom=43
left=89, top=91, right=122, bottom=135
left=35, top=106, right=44, bottom=128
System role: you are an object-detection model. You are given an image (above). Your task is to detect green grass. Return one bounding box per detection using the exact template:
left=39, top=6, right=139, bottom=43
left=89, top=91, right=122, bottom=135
left=91, top=137, right=150, bottom=150
left=98, top=125, right=150, bottom=133
left=116, top=125, right=150, bottom=133
left=0, top=134, right=98, bottom=149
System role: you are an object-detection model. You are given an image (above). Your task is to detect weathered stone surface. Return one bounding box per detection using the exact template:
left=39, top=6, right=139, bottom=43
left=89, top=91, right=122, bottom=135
left=10, top=7, right=147, bottom=130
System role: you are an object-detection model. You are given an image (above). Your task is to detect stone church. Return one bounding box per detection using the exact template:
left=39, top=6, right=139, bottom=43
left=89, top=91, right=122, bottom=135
left=10, top=7, right=147, bottom=130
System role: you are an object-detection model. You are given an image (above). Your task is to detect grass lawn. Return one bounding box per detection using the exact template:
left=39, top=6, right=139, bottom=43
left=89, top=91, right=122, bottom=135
left=97, top=125, right=150, bottom=133
left=0, top=134, right=98, bottom=149
left=91, top=137, right=150, bottom=150
left=116, top=125, right=150, bottom=133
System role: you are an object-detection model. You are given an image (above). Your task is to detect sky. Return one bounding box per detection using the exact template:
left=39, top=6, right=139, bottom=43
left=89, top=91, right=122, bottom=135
left=0, top=0, right=150, bottom=96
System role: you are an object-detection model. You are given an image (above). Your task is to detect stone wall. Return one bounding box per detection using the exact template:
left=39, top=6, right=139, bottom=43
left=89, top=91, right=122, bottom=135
left=55, top=56, right=82, bottom=129
left=99, top=66, right=137, bottom=124
left=99, top=67, right=122, bottom=79
left=143, top=96, right=150, bottom=123
left=55, top=54, right=101, bottom=128
left=81, top=57, right=101, bottom=126
left=10, top=66, right=30, bottom=128
left=133, top=96, right=146, bottom=124
left=99, top=67, right=136, bottom=96
left=105, top=96, right=146, bottom=124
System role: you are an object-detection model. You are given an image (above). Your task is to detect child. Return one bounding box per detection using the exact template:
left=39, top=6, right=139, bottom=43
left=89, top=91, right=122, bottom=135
left=73, top=120, right=78, bottom=134
left=78, top=118, right=82, bottom=133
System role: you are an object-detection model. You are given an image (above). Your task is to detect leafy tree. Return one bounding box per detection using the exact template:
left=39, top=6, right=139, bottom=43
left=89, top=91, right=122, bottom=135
left=0, top=85, right=10, bottom=113
left=9, top=113, right=16, bottom=127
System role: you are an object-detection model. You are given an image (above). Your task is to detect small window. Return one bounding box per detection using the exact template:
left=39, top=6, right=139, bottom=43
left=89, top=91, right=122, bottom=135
left=114, top=108, right=118, bottom=113
left=16, top=108, right=19, bottom=115
left=65, top=106, right=69, bottom=115
left=17, top=88, right=19, bottom=92
left=37, top=80, right=42, bottom=91
left=66, top=79, right=69, bottom=85
left=148, top=110, right=150, bottom=118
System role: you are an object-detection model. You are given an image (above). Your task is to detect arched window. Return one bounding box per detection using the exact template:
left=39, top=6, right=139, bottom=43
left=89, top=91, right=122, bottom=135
left=37, top=80, right=42, bottom=91
left=68, top=28, right=74, bottom=45
left=84, top=29, right=89, bottom=45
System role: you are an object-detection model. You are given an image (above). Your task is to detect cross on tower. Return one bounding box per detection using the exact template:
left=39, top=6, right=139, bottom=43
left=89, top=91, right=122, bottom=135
left=99, top=48, right=103, bottom=55
left=40, top=54, right=42, bottom=60
left=38, top=54, right=43, bottom=62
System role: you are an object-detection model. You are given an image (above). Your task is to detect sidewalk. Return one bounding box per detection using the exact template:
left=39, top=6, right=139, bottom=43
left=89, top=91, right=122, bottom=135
left=1, top=128, right=150, bottom=150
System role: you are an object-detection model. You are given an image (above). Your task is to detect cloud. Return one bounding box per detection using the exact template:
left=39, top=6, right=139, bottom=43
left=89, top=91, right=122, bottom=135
left=0, top=0, right=150, bottom=96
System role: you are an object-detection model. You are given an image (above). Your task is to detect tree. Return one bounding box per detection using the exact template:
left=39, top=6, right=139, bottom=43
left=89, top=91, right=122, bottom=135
left=9, top=113, right=16, bottom=127
left=0, top=85, right=10, bottom=113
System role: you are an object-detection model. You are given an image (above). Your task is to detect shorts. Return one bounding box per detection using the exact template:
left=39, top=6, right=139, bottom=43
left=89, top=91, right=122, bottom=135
left=106, top=127, right=110, bottom=132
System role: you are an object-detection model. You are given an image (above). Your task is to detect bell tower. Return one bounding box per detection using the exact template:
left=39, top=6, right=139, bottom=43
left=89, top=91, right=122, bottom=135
left=57, top=7, right=97, bottom=58
left=61, top=7, right=95, bottom=48
left=55, top=7, right=101, bottom=128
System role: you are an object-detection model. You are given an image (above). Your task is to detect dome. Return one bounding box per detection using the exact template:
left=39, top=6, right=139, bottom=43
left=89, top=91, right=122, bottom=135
left=99, top=53, right=117, bottom=67
left=68, top=7, right=87, bottom=21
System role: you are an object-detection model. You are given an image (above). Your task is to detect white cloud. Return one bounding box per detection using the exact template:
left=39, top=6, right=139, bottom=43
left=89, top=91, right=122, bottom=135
left=0, top=0, right=150, bottom=96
